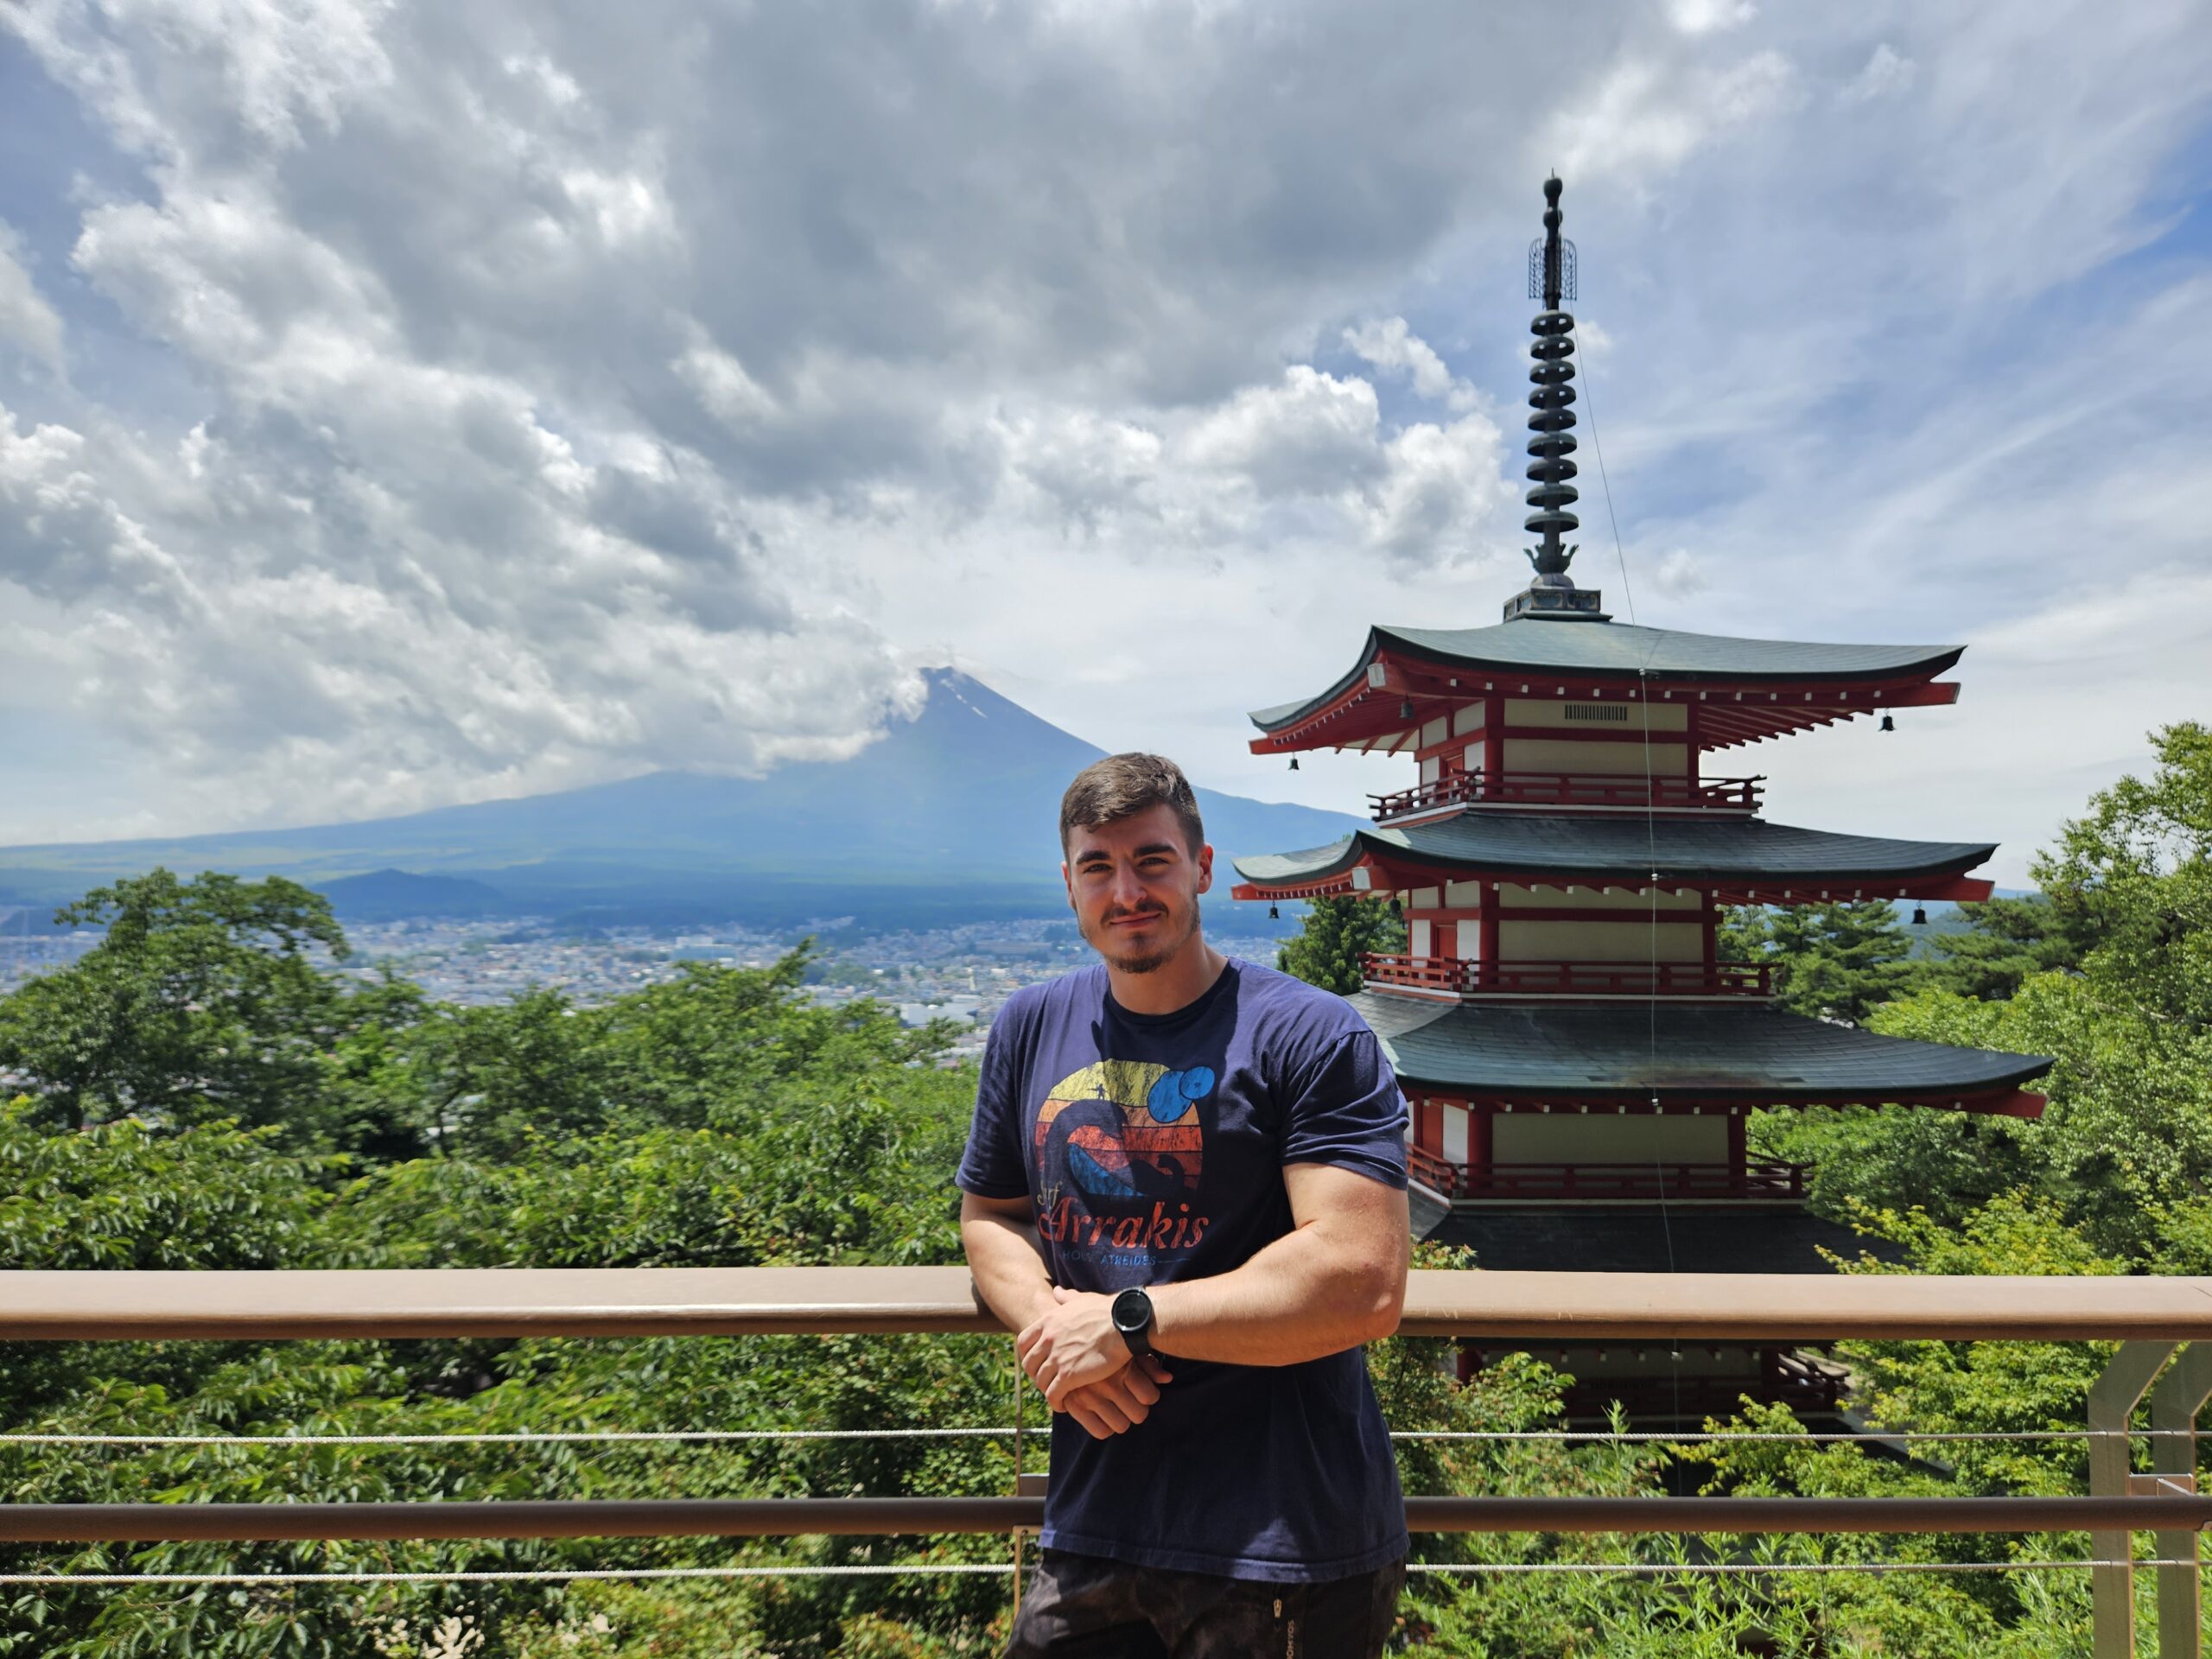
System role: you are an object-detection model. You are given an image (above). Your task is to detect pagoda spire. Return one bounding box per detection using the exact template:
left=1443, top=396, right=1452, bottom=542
left=1504, top=175, right=1607, bottom=622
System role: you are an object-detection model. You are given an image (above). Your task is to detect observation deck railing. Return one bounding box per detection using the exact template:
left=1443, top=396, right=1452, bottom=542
left=5, top=1267, right=2212, bottom=1657
left=1404, top=1155, right=1809, bottom=1205
left=1369, top=771, right=1763, bottom=820
left=1363, top=954, right=1773, bottom=1000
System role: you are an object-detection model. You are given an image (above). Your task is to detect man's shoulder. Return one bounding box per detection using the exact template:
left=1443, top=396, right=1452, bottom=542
left=1230, top=959, right=1377, bottom=1044
left=993, top=963, right=1109, bottom=1032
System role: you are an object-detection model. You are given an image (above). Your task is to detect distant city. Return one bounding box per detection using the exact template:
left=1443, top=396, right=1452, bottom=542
left=0, top=909, right=1291, bottom=1066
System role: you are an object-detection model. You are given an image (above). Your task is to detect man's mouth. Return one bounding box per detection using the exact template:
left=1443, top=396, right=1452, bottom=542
left=1106, top=911, right=1166, bottom=929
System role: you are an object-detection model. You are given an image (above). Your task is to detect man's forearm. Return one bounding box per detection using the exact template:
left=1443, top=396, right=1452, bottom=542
left=962, top=1208, right=1058, bottom=1330
left=1146, top=1218, right=1402, bottom=1367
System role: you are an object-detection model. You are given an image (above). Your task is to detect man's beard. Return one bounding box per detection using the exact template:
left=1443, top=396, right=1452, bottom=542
left=1083, top=896, right=1202, bottom=975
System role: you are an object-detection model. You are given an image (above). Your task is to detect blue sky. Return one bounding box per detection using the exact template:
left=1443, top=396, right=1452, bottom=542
left=1, top=0, right=2208, bottom=887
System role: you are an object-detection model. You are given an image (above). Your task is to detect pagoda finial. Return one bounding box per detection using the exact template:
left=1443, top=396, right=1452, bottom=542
left=1506, top=175, right=1606, bottom=622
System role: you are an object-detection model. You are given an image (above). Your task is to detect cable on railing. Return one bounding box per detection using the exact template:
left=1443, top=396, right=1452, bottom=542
left=0, top=1427, right=2186, bottom=1447
left=0, top=1560, right=2199, bottom=1588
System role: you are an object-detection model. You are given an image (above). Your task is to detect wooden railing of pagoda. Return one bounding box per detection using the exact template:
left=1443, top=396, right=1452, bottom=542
left=1368, top=771, right=1764, bottom=819
left=5, top=1268, right=2212, bottom=1657
left=1430, top=1160, right=1812, bottom=1204
left=1363, top=955, right=1774, bottom=1000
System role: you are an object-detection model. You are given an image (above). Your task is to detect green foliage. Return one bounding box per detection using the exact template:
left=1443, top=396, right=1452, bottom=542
left=1926, top=893, right=2091, bottom=1000
left=1726, top=898, right=1916, bottom=1023
left=1275, top=896, right=1406, bottom=995
left=0, top=871, right=413, bottom=1150
left=0, top=724, right=2204, bottom=1652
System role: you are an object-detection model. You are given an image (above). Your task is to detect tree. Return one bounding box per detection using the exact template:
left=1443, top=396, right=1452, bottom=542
left=0, top=870, right=379, bottom=1140
left=1927, top=893, right=2092, bottom=1001
left=1275, top=896, right=1407, bottom=995
left=1726, top=899, right=1916, bottom=1024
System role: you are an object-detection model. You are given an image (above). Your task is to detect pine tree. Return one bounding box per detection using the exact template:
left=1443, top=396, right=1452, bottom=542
left=1275, top=896, right=1407, bottom=995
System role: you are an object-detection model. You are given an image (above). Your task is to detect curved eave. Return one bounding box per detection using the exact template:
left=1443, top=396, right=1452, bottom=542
left=1249, top=624, right=1966, bottom=755
left=1355, top=994, right=2051, bottom=1116
left=1230, top=822, right=1999, bottom=904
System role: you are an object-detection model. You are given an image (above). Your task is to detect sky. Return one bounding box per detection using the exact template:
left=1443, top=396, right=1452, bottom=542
left=0, top=0, right=2208, bottom=888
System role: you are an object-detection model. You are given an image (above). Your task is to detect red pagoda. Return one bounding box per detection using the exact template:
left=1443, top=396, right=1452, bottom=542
left=1230, top=178, right=2050, bottom=1419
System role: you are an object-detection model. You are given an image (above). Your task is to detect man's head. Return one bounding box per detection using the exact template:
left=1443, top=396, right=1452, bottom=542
left=1059, top=753, right=1212, bottom=976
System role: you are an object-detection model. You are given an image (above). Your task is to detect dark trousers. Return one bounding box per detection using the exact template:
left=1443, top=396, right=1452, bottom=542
left=1005, top=1548, right=1404, bottom=1658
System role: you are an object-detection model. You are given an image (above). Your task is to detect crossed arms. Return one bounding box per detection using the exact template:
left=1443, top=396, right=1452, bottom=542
left=960, top=1164, right=1411, bottom=1440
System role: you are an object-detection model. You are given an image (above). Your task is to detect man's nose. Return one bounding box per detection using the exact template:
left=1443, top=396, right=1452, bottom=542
left=1109, top=864, right=1149, bottom=909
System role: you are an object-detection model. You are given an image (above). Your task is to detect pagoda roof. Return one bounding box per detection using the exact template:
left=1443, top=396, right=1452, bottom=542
left=1252, top=620, right=1962, bottom=731
left=1231, top=815, right=1996, bottom=902
left=1353, top=994, right=2049, bottom=1112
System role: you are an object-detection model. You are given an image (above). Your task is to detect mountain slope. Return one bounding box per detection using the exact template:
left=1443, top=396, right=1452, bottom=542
left=0, top=670, right=1360, bottom=925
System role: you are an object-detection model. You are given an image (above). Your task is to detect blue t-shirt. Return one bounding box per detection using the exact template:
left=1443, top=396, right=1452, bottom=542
left=956, top=957, right=1410, bottom=1582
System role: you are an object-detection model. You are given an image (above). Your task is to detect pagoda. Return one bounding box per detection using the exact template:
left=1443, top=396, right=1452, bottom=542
left=1231, top=177, right=2050, bottom=1420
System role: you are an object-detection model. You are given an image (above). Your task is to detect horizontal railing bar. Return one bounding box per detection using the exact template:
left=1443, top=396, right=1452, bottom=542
left=3, top=1497, right=2211, bottom=1543
left=8, top=1268, right=2212, bottom=1343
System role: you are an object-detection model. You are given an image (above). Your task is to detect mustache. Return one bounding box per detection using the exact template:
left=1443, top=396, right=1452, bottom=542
left=1101, top=904, right=1169, bottom=923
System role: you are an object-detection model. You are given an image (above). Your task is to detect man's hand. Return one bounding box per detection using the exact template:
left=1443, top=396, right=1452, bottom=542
left=1020, top=1285, right=1147, bottom=1411
left=1058, top=1354, right=1175, bottom=1440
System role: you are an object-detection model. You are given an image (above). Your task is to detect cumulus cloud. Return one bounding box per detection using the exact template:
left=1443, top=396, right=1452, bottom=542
left=1343, top=317, right=1479, bottom=411
left=0, top=0, right=2205, bottom=868
left=0, top=226, right=67, bottom=374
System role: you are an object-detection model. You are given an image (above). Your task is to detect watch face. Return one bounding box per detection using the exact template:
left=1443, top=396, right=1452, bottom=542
left=1112, top=1287, right=1148, bottom=1331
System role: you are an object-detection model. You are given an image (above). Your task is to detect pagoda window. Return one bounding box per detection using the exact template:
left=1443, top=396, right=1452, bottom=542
left=1499, top=917, right=1705, bottom=964
left=1491, top=1113, right=1729, bottom=1167
left=1441, top=1103, right=1471, bottom=1166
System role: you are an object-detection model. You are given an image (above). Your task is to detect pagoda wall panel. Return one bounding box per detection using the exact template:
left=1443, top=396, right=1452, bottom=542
left=1421, top=715, right=1451, bottom=748
left=1499, top=918, right=1703, bottom=963
left=1493, top=1114, right=1728, bottom=1165
left=1506, top=701, right=1687, bottom=732
left=1452, top=704, right=1485, bottom=737
left=1506, top=737, right=1686, bottom=777
left=1498, top=887, right=1702, bottom=912
left=1407, top=886, right=1443, bottom=910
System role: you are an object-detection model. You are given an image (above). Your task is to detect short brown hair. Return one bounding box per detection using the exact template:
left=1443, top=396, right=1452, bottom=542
left=1060, top=753, right=1206, bottom=856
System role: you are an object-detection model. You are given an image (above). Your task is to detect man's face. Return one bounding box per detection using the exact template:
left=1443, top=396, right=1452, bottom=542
left=1062, top=803, right=1214, bottom=975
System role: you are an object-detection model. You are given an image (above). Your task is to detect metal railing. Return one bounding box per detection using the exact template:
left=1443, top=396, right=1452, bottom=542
left=1363, top=954, right=1773, bottom=999
left=1437, top=1160, right=1811, bottom=1203
left=1370, top=772, right=1764, bottom=819
left=5, top=1268, right=2212, bottom=1656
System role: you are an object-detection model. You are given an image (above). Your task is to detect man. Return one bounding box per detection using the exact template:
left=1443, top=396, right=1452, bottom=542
left=958, top=752, right=1411, bottom=1658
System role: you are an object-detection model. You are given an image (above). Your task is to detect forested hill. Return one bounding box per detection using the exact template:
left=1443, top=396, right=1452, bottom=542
left=0, top=669, right=1359, bottom=927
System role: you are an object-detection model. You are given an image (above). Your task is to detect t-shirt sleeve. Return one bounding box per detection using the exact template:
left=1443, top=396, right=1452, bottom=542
left=954, top=1012, right=1032, bottom=1200
left=1280, top=1028, right=1409, bottom=1190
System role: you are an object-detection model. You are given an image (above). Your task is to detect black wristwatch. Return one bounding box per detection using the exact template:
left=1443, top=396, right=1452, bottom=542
left=1110, top=1287, right=1155, bottom=1358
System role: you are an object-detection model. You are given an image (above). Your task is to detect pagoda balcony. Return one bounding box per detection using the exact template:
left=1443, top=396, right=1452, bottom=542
left=1406, top=1152, right=1810, bottom=1205
left=1368, top=771, right=1763, bottom=822
left=1363, top=954, right=1774, bottom=1001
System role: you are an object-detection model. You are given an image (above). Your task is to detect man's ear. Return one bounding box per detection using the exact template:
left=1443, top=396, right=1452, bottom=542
left=1194, top=842, right=1215, bottom=895
left=1061, top=861, right=1076, bottom=911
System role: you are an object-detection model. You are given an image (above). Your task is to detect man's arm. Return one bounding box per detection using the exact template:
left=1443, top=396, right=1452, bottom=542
left=961, top=1192, right=1173, bottom=1438
left=1014, top=1163, right=1408, bottom=1408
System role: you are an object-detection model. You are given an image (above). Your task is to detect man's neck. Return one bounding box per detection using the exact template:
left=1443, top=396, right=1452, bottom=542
left=1103, top=933, right=1229, bottom=1017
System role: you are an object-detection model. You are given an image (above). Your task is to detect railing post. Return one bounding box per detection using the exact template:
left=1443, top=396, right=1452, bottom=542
left=2152, top=1344, right=2212, bottom=1658
left=2094, top=1340, right=2177, bottom=1659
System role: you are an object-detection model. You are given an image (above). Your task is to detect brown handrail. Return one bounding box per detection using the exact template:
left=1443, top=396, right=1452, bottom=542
left=0, top=1496, right=2208, bottom=1543
left=8, top=1268, right=2212, bottom=1344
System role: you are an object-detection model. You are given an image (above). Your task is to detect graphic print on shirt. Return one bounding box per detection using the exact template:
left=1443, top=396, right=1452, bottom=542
left=1033, top=1058, right=1215, bottom=1266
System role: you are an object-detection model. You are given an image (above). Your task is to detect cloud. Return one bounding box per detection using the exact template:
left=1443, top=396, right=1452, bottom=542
left=1343, top=316, right=1478, bottom=410
left=1840, top=43, right=1916, bottom=105
left=0, top=0, right=2203, bottom=877
left=0, top=225, right=67, bottom=374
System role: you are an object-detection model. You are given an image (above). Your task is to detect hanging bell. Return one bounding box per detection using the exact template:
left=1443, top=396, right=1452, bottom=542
left=1389, top=896, right=1403, bottom=918
left=1268, top=904, right=1280, bottom=920
left=1399, top=697, right=1415, bottom=721
left=1879, top=715, right=1895, bottom=733
left=1910, top=904, right=1928, bottom=925
left=1288, top=756, right=1300, bottom=771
